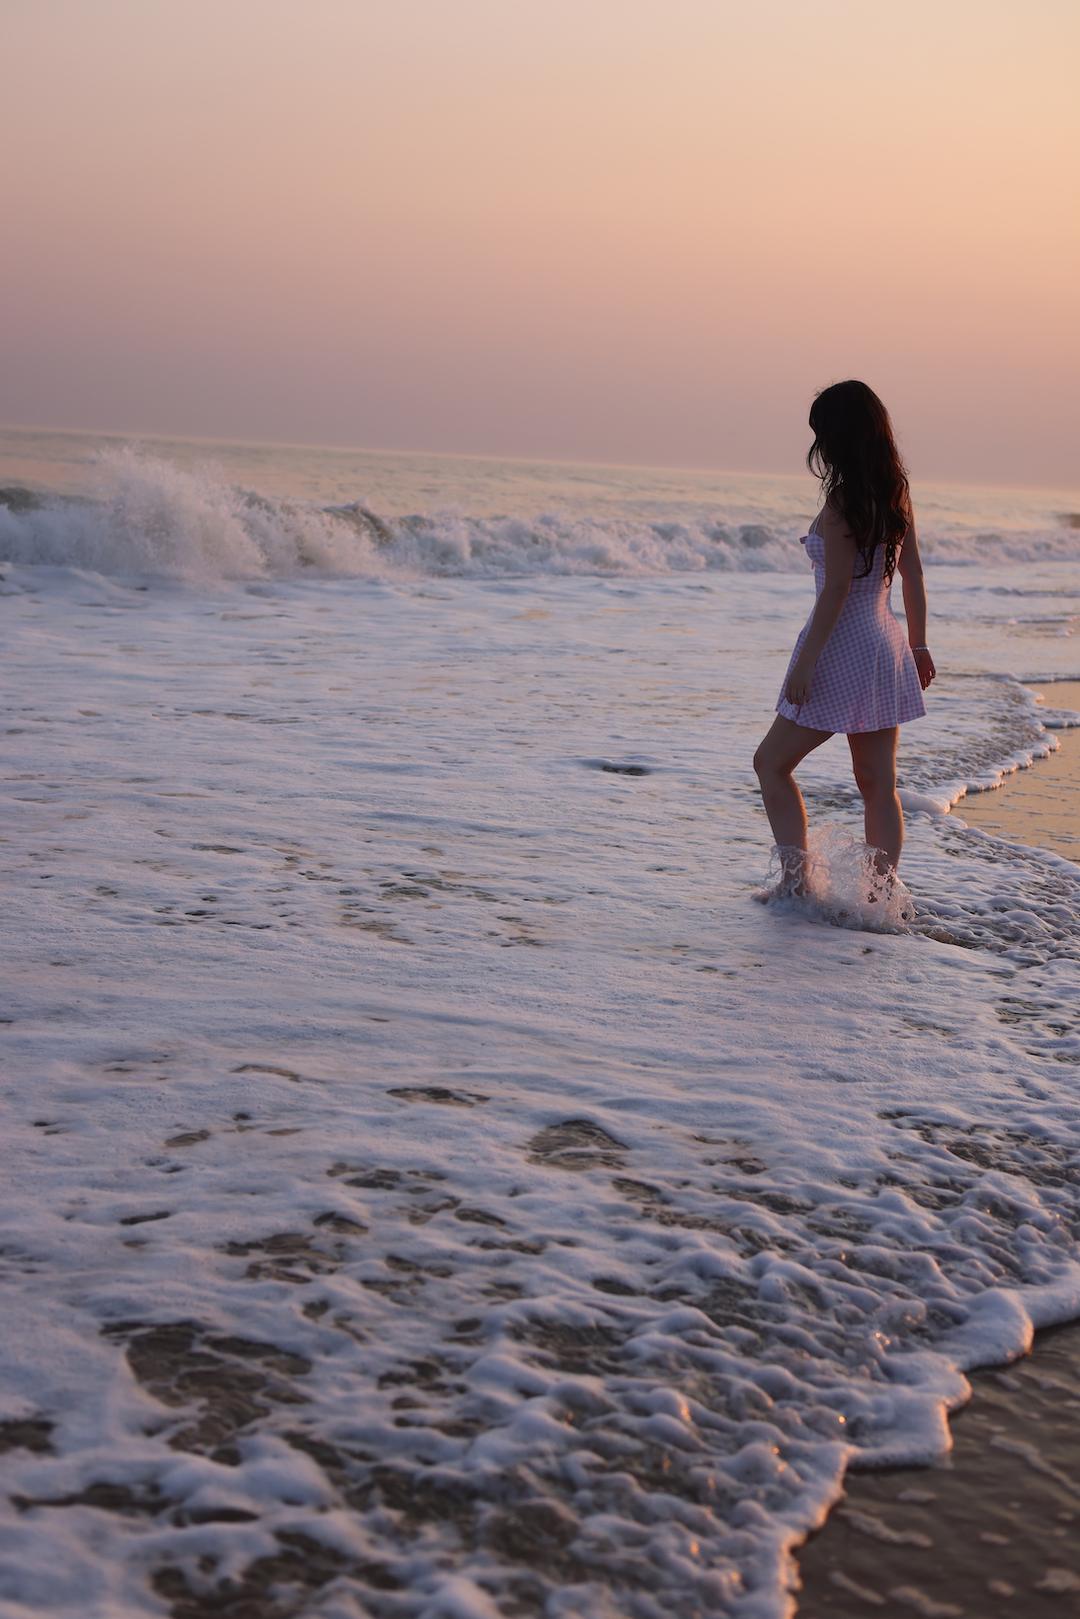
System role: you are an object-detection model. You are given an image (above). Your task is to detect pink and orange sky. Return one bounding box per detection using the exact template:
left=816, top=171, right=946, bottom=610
left=1, top=0, right=1077, bottom=484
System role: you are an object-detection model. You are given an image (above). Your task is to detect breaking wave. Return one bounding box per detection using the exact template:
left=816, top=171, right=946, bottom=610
left=1, top=449, right=1078, bottom=583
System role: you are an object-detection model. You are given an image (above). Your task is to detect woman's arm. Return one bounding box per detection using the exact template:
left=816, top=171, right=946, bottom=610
left=896, top=507, right=936, bottom=690
left=785, top=503, right=854, bottom=706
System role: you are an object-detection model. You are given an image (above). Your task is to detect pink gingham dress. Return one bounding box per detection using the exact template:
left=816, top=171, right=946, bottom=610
left=775, top=515, right=926, bottom=733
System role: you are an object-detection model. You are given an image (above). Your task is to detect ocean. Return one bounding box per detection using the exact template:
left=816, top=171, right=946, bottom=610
left=1, top=426, right=1079, bottom=1618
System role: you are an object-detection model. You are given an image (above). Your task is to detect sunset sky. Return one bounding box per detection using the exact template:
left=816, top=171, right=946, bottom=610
left=2, top=0, right=1077, bottom=484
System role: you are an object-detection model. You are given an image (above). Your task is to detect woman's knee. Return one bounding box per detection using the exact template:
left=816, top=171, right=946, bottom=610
left=753, top=744, right=778, bottom=781
left=755, top=745, right=796, bottom=787
left=853, top=762, right=896, bottom=800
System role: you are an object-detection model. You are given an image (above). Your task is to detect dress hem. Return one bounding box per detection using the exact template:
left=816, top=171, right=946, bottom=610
left=774, top=703, right=927, bottom=735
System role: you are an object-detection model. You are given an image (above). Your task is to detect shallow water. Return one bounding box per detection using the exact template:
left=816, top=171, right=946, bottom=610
left=798, top=710, right=1080, bottom=1617
left=1, top=441, right=1079, bottom=1618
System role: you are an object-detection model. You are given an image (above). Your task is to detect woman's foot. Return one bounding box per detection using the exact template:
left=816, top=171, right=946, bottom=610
left=864, top=845, right=916, bottom=923
left=754, top=844, right=815, bottom=902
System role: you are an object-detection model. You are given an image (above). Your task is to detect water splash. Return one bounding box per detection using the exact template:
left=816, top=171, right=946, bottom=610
left=0, top=449, right=390, bottom=582
left=755, top=824, right=917, bottom=931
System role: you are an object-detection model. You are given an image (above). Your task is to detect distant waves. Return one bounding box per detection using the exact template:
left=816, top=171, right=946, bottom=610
left=1, top=450, right=1078, bottom=583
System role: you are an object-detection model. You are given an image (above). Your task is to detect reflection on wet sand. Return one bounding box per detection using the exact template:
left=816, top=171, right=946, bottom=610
left=954, top=682, right=1080, bottom=864
left=797, top=1321, right=1080, bottom=1617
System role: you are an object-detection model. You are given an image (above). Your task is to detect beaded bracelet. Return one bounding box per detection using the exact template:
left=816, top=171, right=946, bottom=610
left=912, top=645, right=930, bottom=652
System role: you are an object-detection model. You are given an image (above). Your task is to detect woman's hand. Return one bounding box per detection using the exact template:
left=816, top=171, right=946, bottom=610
left=912, top=646, right=936, bottom=690
left=786, top=653, right=816, bottom=707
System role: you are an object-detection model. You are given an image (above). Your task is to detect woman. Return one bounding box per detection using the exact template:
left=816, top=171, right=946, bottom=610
left=753, top=381, right=935, bottom=893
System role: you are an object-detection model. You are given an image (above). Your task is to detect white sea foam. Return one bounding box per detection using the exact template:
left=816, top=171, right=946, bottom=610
left=1, top=446, right=1078, bottom=582
left=0, top=449, right=389, bottom=583
left=1, top=455, right=1080, bottom=1618
left=0, top=452, right=814, bottom=579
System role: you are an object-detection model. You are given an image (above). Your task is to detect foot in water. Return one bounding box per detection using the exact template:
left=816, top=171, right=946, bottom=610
left=754, top=832, right=916, bottom=927
left=754, top=844, right=816, bottom=902
left=865, top=847, right=917, bottom=923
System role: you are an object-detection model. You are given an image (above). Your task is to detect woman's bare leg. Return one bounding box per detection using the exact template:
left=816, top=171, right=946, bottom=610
left=848, top=727, right=903, bottom=868
left=753, top=717, right=833, bottom=883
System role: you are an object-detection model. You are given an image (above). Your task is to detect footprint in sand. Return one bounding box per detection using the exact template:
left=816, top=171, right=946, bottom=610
left=525, top=1119, right=627, bottom=1171
left=103, top=1320, right=312, bottom=1463
left=386, top=1085, right=490, bottom=1107
left=231, top=1062, right=305, bottom=1081
left=580, top=758, right=653, bottom=776
left=0, top=1417, right=54, bottom=1457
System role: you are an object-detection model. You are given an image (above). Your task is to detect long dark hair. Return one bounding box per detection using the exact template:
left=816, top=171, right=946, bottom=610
left=807, top=380, right=910, bottom=583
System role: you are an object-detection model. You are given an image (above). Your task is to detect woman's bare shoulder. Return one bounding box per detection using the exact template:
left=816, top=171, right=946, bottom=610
left=820, top=495, right=857, bottom=542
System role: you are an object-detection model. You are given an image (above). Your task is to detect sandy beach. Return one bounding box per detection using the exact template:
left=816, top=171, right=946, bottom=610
left=951, top=682, right=1080, bottom=864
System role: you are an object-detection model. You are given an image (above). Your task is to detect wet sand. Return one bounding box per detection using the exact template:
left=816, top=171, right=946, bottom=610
left=797, top=685, right=1080, bottom=1616
left=796, top=1322, right=1080, bottom=1615
left=953, top=681, right=1080, bottom=864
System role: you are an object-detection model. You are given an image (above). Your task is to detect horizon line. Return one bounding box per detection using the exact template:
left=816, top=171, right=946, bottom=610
left=1, top=420, right=1077, bottom=502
